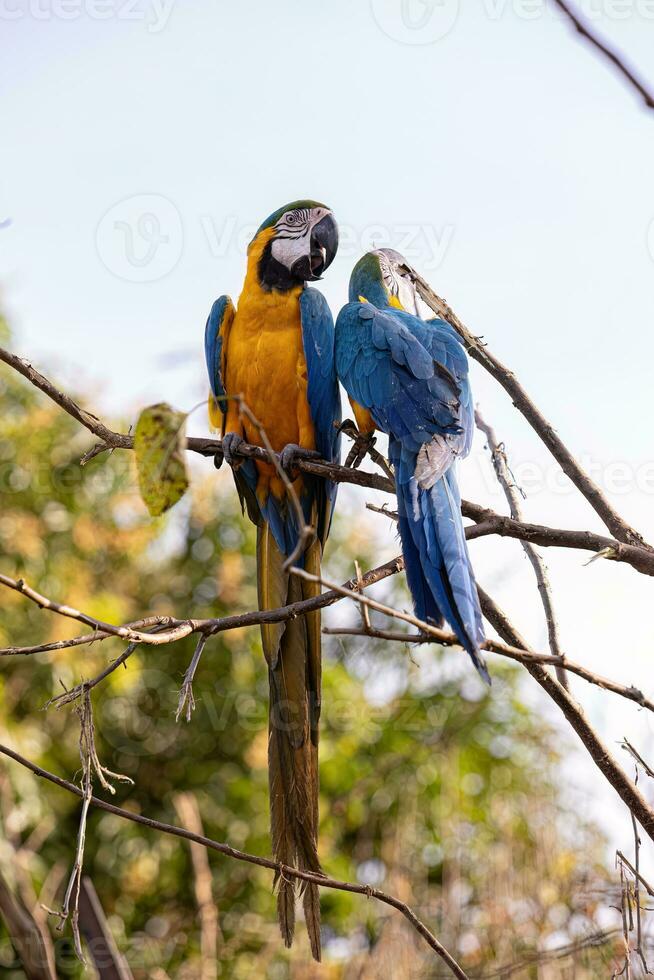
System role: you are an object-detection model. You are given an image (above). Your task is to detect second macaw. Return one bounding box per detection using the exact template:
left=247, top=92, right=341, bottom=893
left=204, top=201, right=340, bottom=960
left=335, top=249, right=489, bottom=683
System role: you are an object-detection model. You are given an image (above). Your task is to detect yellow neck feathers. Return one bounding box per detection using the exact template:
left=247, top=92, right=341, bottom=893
left=239, top=227, right=302, bottom=311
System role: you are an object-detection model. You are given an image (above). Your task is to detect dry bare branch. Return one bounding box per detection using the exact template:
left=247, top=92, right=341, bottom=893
left=176, top=633, right=209, bottom=723
left=366, top=501, right=654, bottom=577
left=0, top=742, right=469, bottom=979
left=407, top=276, right=650, bottom=548
left=475, top=407, right=568, bottom=686
left=3, top=343, right=654, bottom=571
left=550, top=0, right=654, bottom=110
left=477, top=589, right=654, bottom=847
left=0, top=558, right=405, bottom=658
left=53, top=690, right=132, bottom=961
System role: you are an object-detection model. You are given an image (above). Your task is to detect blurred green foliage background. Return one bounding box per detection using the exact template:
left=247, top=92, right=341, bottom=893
left=0, top=321, right=622, bottom=978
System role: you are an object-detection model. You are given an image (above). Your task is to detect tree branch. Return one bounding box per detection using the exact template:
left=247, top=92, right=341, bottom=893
left=477, top=589, right=654, bottom=846
left=408, top=277, right=650, bottom=548
left=3, top=344, right=654, bottom=573
left=550, top=0, right=654, bottom=110
left=0, top=742, right=469, bottom=979
left=0, top=558, right=405, bottom=657
left=3, top=557, right=652, bottom=715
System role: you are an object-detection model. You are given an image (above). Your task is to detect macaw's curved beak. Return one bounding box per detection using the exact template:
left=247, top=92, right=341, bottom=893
left=292, top=213, right=339, bottom=282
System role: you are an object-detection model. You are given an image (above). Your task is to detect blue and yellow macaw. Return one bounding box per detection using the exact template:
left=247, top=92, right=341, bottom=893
left=204, top=201, right=340, bottom=959
left=335, top=249, right=489, bottom=683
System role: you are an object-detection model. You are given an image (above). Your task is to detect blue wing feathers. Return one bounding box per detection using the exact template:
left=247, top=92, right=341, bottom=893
left=300, top=288, right=341, bottom=467
left=204, top=295, right=233, bottom=401
left=337, top=300, right=488, bottom=682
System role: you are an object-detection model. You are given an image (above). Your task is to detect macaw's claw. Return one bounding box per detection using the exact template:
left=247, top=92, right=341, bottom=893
left=222, top=432, right=245, bottom=469
left=345, top=431, right=377, bottom=469
left=279, top=443, right=321, bottom=480
left=213, top=448, right=224, bottom=471
left=336, top=417, right=359, bottom=439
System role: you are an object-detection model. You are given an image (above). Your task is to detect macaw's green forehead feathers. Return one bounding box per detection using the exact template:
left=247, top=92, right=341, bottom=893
left=255, top=200, right=330, bottom=237
left=348, top=251, right=386, bottom=305
left=350, top=251, right=384, bottom=285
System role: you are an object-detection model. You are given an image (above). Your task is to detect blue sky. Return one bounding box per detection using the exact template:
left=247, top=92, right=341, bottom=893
left=2, top=0, right=654, bottom=860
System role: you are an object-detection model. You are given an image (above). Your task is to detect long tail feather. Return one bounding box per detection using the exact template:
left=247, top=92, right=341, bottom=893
left=391, top=443, right=490, bottom=683
left=258, top=525, right=322, bottom=960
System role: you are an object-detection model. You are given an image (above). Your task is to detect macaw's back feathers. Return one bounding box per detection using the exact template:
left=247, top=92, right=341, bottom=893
left=335, top=289, right=489, bottom=683
left=335, top=303, right=463, bottom=455
left=258, top=524, right=322, bottom=960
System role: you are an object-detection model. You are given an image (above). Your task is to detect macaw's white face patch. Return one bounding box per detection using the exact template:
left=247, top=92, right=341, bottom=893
left=271, top=206, right=330, bottom=270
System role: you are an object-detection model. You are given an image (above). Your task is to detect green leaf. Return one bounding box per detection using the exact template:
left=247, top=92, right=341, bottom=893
left=134, top=403, right=189, bottom=516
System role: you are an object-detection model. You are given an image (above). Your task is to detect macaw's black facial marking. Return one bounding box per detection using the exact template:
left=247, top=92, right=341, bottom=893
left=257, top=206, right=338, bottom=292
left=258, top=242, right=300, bottom=292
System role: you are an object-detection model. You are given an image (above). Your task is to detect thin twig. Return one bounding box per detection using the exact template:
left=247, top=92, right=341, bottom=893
left=476, top=928, right=622, bottom=980
left=616, top=860, right=632, bottom=980
left=475, top=407, right=568, bottom=688
left=54, top=689, right=133, bottom=960
left=354, top=560, right=372, bottom=632
left=57, top=692, right=92, bottom=960
left=46, top=625, right=174, bottom=708
left=176, top=634, right=209, bottom=723
left=550, top=0, right=654, bottom=111
left=630, top=804, right=649, bottom=974
left=0, top=575, right=189, bottom=647
left=616, top=852, right=654, bottom=899
left=621, top=740, right=654, bottom=781
left=0, top=742, right=469, bottom=979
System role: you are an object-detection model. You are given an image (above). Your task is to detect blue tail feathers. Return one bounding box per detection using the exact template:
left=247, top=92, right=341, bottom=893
left=390, top=440, right=490, bottom=684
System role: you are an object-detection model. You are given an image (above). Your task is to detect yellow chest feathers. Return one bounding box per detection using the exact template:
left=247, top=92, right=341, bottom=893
left=224, top=228, right=314, bottom=453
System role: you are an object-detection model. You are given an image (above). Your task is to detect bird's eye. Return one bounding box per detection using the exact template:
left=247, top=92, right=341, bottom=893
left=286, top=213, right=297, bottom=224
